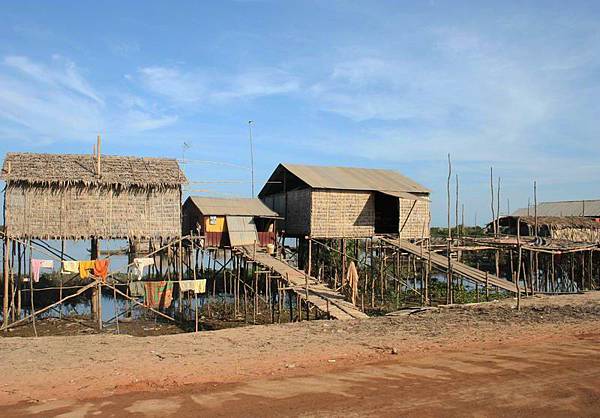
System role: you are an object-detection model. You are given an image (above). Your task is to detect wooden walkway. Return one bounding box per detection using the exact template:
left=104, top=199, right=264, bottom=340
left=381, top=238, right=519, bottom=293
left=236, top=246, right=368, bottom=320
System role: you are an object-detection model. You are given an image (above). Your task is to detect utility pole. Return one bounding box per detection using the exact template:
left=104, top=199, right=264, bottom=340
left=248, top=120, right=255, bottom=198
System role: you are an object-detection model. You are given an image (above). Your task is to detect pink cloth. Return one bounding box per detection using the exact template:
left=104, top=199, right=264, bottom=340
left=31, top=259, right=54, bottom=282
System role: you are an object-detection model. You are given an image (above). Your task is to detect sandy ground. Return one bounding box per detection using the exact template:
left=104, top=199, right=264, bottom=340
left=1, top=293, right=599, bottom=416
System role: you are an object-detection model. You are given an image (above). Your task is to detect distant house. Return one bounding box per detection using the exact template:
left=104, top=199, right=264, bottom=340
left=182, top=197, right=280, bottom=248
left=1, top=152, right=186, bottom=240
left=491, top=216, right=600, bottom=243
left=258, top=163, right=431, bottom=239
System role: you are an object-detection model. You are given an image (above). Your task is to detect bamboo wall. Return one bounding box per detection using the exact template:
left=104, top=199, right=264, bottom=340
left=399, top=198, right=430, bottom=239
left=5, top=183, right=181, bottom=239
left=310, top=190, right=375, bottom=238
left=261, top=189, right=312, bottom=236
left=262, top=187, right=431, bottom=240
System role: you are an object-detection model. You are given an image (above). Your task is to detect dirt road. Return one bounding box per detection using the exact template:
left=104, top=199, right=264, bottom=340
left=1, top=293, right=599, bottom=416
left=5, top=331, right=599, bottom=417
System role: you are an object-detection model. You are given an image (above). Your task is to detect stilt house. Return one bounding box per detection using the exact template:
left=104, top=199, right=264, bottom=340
left=492, top=216, right=600, bottom=243
left=1, top=152, right=186, bottom=240
left=259, top=164, right=430, bottom=239
left=182, top=197, right=280, bottom=248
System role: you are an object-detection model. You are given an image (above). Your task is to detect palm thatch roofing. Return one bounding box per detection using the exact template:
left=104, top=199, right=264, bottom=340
left=185, top=196, right=280, bottom=218
left=513, top=200, right=600, bottom=217
left=259, top=163, right=430, bottom=196
left=1, top=152, right=186, bottom=188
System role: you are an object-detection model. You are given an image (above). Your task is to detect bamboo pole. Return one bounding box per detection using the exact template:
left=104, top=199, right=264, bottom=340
left=446, top=154, right=452, bottom=304
left=2, top=236, right=9, bottom=329
left=6, top=281, right=97, bottom=330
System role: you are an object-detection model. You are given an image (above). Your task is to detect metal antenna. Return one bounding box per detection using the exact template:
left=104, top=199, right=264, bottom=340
left=248, top=120, right=255, bottom=198
left=182, top=142, right=190, bottom=164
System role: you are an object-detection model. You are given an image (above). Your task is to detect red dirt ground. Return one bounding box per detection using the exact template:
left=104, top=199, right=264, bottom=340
left=1, top=293, right=599, bottom=417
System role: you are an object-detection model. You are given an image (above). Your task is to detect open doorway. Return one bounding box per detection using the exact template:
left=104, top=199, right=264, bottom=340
left=374, top=192, right=399, bottom=234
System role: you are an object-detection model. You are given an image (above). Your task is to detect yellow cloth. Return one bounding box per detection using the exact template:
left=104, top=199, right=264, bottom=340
left=179, top=279, right=207, bottom=294
left=79, top=260, right=96, bottom=279
left=61, top=261, right=80, bottom=274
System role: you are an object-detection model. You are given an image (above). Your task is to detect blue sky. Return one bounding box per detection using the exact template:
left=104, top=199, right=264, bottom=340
left=1, top=0, right=600, bottom=226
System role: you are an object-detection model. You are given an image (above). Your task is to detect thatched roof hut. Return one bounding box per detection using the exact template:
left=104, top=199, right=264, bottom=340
left=182, top=196, right=279, bottom=247
left=1, top=152, right=187, bottom=240
left=492, top=215, right=600, bottom=243
left=259, top=163, right=430, bottom=239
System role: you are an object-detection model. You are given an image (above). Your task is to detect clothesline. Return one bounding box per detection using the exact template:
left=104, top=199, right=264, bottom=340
left=0, top=230, right=194, bottom=286
left=24, top=279, right=209, bottom=292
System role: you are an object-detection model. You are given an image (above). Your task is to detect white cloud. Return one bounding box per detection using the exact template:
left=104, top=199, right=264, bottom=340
left=138, top=65, right=299, bottom=104
left=4, top=55, right=104, bottom=105
left=0, top=55, right=178, bottom=142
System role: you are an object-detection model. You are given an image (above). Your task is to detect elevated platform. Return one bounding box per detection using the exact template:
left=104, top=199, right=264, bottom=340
left=236, top=246, right=368, bottom=320
left=380, top=237, right=519, bottom=293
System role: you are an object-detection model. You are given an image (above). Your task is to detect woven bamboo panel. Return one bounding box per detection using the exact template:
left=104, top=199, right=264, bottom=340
left=399, top=198, right=430, bottom=239
left=310, top=190, right=374, bottom=238
left=261, top=189, right=311, bottom=236
left=5, top=184, right=181, bottom=239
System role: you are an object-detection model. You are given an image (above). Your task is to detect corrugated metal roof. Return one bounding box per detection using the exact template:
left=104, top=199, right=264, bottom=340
left=187, top=197, right=280, bottom=217
left=281, top=163, right=430, bottom=194
left=513, top=200, right=600, bottom=217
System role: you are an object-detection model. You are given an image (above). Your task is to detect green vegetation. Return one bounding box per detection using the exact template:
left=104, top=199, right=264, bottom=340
left=430, top=225, right=486, bottom=238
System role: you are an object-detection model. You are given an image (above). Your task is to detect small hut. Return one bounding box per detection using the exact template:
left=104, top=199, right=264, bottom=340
left=492, top=216, right=600, bottom=243
left=182, top=197, right=280, bottom=248
left=259, top=163, right=430, bottom=239
left=1, top=152, right=186, bottom=240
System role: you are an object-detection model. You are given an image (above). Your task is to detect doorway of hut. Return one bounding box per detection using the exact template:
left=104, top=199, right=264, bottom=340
left=374, top=192, right=399, bottom=234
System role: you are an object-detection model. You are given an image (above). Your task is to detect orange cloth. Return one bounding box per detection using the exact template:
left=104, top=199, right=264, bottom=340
left=93, top=259, right=110, bottom=282
left=79, top=261, right=95, bottom=279
left=144, top=281, right=174, bottom=309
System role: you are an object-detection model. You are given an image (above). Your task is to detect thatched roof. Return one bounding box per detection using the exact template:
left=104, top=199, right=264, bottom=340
left=185, top=196, right=280, bottom=218
left=1, top=152, right=186, bottom=188
left=513, top=200, right=600, bottom=217
left=260, top=163, right=430, bottom=196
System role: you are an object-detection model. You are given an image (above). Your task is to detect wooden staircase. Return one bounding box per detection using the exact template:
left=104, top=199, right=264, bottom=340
left=236, top=246, right=368, bottom=320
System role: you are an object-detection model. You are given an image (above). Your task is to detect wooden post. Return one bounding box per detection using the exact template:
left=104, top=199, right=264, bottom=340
left=90, top=238, right=100, bottom=327
left=178, top=237, right=183, bottom=315
left=447, top=154, right=452, bottom=304
left=28, top=240, right=37, bottom=337
left=59, top=240, right=64, bottom=320
left=2, top=237, right=9, bottom=330
left=96, top=134, right=102, bottom=177
left=192, top=241, right=199, bottom=332
left=588, top=250, right=593, bottom=291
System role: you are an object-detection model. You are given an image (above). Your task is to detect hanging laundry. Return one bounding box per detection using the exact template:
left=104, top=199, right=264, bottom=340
left=144, top=281, right=174, bottom=309
left=128, top=281, right=145, bottom=297
left=30, top=259, right=54, bottom=283
left=179, top=279, right=207, bottom=294
left=79, top=260, right=95, bottom=279
left=93, top=259, right=110, bottom=282
left=132, top=257, right=155, bottom=281
left=61, top=260, right=79, bottom=275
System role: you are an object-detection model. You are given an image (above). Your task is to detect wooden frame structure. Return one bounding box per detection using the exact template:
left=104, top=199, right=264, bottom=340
left=1, top=147, right=187, bottom=331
